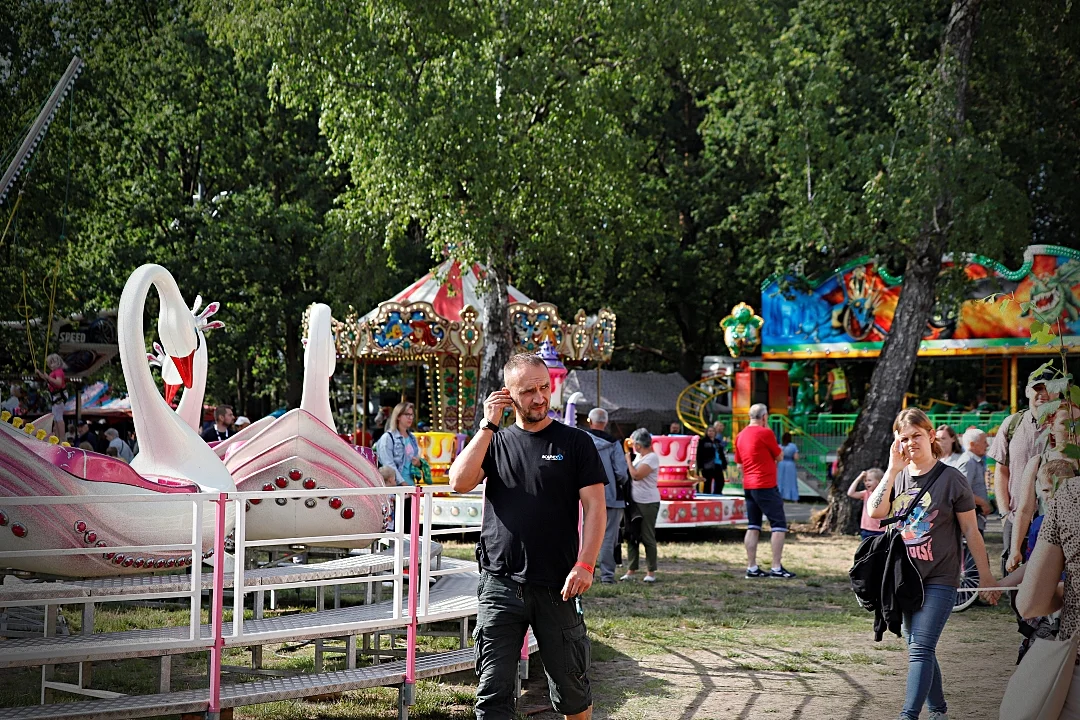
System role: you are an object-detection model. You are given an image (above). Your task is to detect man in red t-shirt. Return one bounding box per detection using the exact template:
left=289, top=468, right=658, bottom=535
left=734, top=404, right=795, bottom=579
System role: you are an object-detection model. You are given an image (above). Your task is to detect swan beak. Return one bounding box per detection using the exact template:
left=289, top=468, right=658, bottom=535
left=171, top=351, right=196, bottom=388
left=164, top=383, right=181, bottom=405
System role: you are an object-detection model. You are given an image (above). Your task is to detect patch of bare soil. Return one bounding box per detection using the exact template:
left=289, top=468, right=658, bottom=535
left=523, top=608, right=1017, bottom=719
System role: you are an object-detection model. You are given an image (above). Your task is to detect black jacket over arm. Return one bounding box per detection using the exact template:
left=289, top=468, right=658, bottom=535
left=850, top=531, right=924, bottom=641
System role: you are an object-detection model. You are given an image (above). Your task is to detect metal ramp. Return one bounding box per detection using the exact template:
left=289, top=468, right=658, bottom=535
left=0, top=571, right=477, bottom=669
left=0, top=486, right=522, bottom=720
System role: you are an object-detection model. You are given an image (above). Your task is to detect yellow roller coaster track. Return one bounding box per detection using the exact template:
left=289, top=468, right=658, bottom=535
left=676, top=374, right=734, bottom=436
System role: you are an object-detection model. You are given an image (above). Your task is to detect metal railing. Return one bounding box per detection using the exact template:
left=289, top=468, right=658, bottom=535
left=0, top=491, right=225, bottom=707
left=1, top=484, right=493, bottom=716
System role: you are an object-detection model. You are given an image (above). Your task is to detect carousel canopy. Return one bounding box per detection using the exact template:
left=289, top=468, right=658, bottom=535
left=332, top=262, right=615, bottom=433
left=360, top=260, right=532, bottom=323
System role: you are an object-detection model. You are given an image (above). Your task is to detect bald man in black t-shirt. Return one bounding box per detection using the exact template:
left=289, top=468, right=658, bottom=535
left=450, top=353, right=606, bottom=720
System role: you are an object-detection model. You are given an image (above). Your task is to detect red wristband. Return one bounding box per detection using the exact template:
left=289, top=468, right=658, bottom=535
left=574, top=561, right=594, bottom=575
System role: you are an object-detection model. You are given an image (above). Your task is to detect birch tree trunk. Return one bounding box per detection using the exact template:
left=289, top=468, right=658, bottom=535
left=820, top=0, right=983, bottom=533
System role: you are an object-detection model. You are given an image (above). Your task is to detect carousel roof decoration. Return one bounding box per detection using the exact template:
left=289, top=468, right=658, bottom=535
left=326, top=259, right=617, bottom=433
left=331, top=259, right=617, bottom=364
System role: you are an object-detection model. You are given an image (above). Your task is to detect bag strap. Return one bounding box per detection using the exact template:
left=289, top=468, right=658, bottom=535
left=880, top=462, right=947, bottom=527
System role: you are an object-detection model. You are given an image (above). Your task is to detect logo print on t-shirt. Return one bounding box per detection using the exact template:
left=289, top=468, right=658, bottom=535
left=890, top=489, right=938, bottom=561
left=541, top=454, right=564, bottom=461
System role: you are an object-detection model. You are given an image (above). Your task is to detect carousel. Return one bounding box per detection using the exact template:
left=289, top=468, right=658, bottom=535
left=333, top=259, right=616, bottom=524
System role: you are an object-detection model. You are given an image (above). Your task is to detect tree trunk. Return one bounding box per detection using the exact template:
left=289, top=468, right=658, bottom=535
left=475, top=250, right=512, bottom=430
left=821, top=239, right=945, bottom=533
left=818, top=0, right=982, bottom=534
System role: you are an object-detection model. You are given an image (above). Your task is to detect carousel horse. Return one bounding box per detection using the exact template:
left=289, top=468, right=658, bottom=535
left=213, top=304, right=388, bottom=548
left=0, top=265, right=236, bottom=576
left=148, top=295, right=224, bottom=431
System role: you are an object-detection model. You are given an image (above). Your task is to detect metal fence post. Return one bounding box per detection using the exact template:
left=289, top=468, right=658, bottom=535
left=208, top=492, right=228, bottom=718
left=404, top=485, right=422, bottom=709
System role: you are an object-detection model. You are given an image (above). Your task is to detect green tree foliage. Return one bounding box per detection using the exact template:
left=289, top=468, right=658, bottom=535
left=205, top=0, right=657, bottom=416
left=512, top=1, right=765, bottom=381
left=4, top=0, right=1075, bottom=473
left=1, top=0, right=426, bottom=418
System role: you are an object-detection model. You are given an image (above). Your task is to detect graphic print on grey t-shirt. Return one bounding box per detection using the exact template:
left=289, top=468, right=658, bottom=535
left=890, top=489, right=938, bottom=561
left=891, top=462, right=975, bottom=587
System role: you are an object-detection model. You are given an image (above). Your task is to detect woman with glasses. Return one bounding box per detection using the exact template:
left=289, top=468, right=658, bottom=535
left=374, top=402, right=421, bottom=486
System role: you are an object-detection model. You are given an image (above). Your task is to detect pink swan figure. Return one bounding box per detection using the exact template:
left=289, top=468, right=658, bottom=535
left=0, top=265, right=236, bottom=576
left=213, top=304, right=388, bottom=548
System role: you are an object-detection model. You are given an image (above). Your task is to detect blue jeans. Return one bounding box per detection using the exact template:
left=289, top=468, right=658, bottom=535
left=900, top=584, right=957, bottom=719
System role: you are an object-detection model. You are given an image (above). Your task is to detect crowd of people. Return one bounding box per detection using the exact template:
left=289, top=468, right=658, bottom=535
left=6, top=346, right=1076, bottom=719
left=445, top=354, right=1079, bottom=720
left=848, top=367, right=1079, bottom=720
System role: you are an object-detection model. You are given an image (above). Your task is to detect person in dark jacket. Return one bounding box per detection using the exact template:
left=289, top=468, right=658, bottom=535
left=697, top=425, right=726, bottom=495
left=866, top=408, right=999, bottom=720
left=585, top=408, right=630, bottom=584
left=850, top=529, right=923, bottom=641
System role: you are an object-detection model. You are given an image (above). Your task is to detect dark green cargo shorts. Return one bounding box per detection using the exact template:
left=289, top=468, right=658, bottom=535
left=473, top=571, right=592, bottom=719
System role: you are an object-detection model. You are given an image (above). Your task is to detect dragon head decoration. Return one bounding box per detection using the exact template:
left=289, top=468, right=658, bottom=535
left=1023, top=259, right=1080, bottom=325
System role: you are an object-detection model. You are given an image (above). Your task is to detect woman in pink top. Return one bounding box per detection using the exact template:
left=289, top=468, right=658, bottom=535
left=35, top=353, right=67, bottom=439
left=847, top=468, right=884, bottom=540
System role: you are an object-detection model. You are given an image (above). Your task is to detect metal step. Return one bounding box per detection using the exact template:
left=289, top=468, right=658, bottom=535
left=0, top=615, right=538, bottom=720
left=2, top=544, right=443, bottom=601
left=0, top=572, right=479, bottom=669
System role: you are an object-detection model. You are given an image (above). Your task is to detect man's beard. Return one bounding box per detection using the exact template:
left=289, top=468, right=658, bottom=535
left=512, top=397, right=548, bottom=423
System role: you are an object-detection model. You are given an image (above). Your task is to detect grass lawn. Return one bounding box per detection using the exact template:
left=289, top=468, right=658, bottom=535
left=0, top=521, right=1019, bottom=719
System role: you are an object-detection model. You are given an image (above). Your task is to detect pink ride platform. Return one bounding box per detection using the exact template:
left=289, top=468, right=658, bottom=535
left=218, top=409, right=389, bottom=547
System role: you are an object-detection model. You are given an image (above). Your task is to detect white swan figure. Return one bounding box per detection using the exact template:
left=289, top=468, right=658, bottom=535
left=149, top=295, right=223, bottom=431
left=0, top=264, right=235, bottom=576
left=120, top=268, right=233, bottom=490
left=213, top=303, right=387, bottom=548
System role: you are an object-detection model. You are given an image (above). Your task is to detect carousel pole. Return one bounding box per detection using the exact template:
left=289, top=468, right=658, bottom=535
left=595, top=362, right=602, bottom=411
left=415, top=362, right=421, bottom=422
left=352, top=355, right=358, bottom=443
left=361, top=360, right=368, bottom=443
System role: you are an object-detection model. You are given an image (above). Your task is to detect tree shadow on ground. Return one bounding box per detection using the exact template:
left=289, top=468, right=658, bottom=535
left=653, top=644, right=874, bottom=720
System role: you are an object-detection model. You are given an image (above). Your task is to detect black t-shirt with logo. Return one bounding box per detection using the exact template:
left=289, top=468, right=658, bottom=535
left=479, top=421, right=607, bottom=587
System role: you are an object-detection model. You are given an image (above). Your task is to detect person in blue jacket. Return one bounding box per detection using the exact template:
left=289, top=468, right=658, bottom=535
left=584, top=408, right=629, bottom=584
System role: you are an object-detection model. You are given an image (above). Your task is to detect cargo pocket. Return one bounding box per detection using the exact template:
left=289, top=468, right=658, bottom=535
left=562, top=621, right=591, bottom=677
left=473, top=626, right=484, bottom=677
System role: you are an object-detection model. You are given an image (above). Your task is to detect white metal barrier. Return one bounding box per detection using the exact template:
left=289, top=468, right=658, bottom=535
left=0, top=483, right=499, bottom=717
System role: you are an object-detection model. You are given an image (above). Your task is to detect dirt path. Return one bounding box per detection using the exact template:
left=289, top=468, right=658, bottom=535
left=522, top=603, right=1017, bottom=719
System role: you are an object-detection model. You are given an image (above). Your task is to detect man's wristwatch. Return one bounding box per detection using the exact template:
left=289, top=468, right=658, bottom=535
left=479, top=419, right=500, bottom=434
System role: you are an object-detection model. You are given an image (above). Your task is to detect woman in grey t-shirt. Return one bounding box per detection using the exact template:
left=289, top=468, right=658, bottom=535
left=867, top=408, right=999, bottom=720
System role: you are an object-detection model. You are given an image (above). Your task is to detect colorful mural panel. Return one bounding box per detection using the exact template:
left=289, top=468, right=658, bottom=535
left=761, top=245, right=1080, bottom=358
left=372, top=310, right=446, bottom=351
